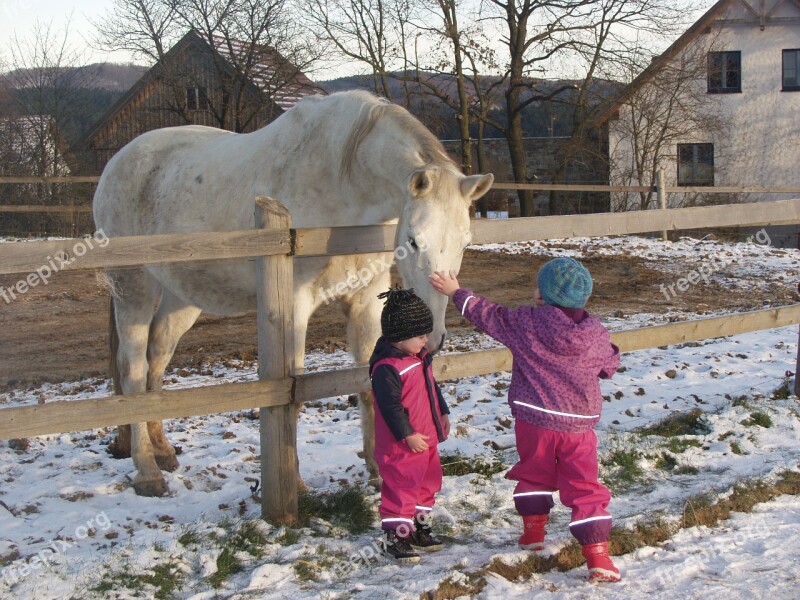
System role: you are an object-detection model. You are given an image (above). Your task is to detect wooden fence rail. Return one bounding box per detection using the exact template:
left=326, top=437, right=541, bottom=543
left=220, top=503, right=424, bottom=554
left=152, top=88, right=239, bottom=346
left=1, top=303, right=797, bottom=441
left=1, top=179, right=799, bottom=216
left=470, top=198, right=800, bottom=245
left=1, top=175, right=798, bottom=192
left=1, top=198, right=798, bottom=277
left=491, top=182, right=800, bottom=194
left=0, top=205, right=94, bottom=213
left=0, top=176, right=100, bottom=184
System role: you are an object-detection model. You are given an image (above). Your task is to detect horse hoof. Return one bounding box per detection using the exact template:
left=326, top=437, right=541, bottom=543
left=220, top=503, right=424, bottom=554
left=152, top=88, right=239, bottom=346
left=155, top=453, right=180, bottom=472
left=108, top=438, right=132, bottom=459
left=133, top=478, right=169, bottom=497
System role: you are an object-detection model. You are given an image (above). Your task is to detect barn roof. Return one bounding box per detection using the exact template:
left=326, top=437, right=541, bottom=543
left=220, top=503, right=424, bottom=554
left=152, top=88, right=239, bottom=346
left=79, top=29, right=321, bottom=147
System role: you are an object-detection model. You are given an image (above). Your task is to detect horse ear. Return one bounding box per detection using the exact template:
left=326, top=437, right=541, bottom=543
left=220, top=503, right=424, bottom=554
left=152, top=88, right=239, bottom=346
left=461, top=173, right=494, bottom=202
left=409, top=169, right=435, bottom=199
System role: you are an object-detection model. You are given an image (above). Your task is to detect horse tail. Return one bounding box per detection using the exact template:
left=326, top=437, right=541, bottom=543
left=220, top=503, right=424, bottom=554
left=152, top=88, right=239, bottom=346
left=108, top=295, right=122, bottom=395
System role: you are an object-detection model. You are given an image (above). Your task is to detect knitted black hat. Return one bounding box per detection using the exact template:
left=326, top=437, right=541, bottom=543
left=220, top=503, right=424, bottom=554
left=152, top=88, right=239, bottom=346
left=378, top=287, right=434, bottom=342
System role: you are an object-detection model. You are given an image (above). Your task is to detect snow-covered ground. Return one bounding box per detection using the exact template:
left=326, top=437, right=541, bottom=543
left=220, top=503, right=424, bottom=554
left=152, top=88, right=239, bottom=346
left=0, top=235, right=799, bottom=599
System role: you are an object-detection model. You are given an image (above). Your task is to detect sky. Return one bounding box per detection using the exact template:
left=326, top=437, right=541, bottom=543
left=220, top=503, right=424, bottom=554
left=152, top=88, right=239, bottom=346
left=0, top=0, right=717, bottom=74
left=0, top=0, right=141, bottom=67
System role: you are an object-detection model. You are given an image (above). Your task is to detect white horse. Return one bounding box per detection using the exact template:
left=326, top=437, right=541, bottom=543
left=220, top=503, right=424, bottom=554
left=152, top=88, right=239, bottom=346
left=93, top=90, right=493, bottom=497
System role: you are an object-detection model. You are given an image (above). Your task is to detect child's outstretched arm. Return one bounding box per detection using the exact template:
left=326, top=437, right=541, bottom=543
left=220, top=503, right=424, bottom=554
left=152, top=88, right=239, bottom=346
left=429, top=271, right=519, bottom=347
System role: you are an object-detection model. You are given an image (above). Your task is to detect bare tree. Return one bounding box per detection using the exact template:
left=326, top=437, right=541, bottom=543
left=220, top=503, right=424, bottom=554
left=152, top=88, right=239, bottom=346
left=300, top=0, right=413, bottom=98
left=7, top=18, right=96, bottom=174
left=476, top=0, right=691, bottom=216
left=302, top=0, right=502, bottom=178
left=2, top=18, right=97, bottom=235
left=609, top=30, right=731, bottom=211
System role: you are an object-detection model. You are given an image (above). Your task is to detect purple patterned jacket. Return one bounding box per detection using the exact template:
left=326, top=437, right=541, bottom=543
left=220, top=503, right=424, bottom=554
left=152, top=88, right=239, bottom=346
left=453, top=289, right=620, bottom=433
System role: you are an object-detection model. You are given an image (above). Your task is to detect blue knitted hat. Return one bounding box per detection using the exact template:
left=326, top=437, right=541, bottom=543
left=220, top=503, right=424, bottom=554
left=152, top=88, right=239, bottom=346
left=537, top=257, right=593, bottom=308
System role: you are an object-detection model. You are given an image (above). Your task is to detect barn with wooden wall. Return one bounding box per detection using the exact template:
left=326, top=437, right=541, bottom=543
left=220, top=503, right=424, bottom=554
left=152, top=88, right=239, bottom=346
left=79, top=30, right=321, bottom=174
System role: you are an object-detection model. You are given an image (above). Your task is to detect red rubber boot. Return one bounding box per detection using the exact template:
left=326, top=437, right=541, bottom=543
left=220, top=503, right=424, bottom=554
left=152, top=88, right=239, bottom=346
left=518, top=515, right=548, bottom=551
left=581, top=542, right=621, bottom=582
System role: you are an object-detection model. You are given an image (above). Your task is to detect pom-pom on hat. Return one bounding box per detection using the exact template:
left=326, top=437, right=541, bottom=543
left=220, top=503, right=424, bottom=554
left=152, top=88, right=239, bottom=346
left=378, top=286, right=434, bottom=342
left=537, top=257, right=593, bottom=308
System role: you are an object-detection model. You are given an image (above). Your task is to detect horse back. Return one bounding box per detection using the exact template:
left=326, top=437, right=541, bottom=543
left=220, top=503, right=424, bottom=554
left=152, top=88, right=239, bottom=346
left=92, top=125, right=242, bottom=237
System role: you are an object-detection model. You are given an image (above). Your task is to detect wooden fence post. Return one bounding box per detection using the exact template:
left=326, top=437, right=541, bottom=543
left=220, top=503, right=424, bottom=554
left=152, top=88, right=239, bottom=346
left=255, top=196, right=298, bottom=524
left=795, top=324, right=800, bottom=397
left=658, top=168, right=668, bottom=241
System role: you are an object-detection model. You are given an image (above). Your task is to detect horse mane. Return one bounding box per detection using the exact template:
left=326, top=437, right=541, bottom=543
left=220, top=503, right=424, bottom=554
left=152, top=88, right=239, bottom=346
left=339, top=92, right=455, bottom=179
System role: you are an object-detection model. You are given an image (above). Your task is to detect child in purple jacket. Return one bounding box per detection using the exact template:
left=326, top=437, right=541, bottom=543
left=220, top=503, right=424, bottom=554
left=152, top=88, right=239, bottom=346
left=429, top=257, right=621, bottom=583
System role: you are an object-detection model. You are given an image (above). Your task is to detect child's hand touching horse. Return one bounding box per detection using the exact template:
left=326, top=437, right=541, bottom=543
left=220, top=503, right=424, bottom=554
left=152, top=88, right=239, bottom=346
left=429, top=271, right=460, bottom=299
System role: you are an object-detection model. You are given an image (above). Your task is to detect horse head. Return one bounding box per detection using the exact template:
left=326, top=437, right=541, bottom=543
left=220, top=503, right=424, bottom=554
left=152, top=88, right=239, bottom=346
left=395, top=166, right=494, bottom=353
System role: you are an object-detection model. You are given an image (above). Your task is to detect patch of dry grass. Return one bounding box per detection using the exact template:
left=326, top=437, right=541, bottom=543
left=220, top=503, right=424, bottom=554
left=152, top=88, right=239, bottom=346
left=420, top=470, right=800, bottom=597
left=418, top=573, right=488, bottom=599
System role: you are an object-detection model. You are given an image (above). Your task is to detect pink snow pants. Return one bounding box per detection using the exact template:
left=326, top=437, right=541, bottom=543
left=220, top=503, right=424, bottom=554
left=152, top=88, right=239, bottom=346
left=376, top=446, right=442, bottom=532
left=507, top=420, right=612, bottom=544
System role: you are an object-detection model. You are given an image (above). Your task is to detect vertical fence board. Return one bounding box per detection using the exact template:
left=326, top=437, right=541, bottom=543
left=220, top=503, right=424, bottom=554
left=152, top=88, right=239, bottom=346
left=795, top=325, right=800, bottom=397
left=255, top=197, right=298, bottom=524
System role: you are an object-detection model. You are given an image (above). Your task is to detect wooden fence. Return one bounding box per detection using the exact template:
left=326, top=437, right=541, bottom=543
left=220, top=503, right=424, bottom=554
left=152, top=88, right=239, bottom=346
left=2, top=175, right=800, bottom=215
left=0, top=197, right=799, bottom=522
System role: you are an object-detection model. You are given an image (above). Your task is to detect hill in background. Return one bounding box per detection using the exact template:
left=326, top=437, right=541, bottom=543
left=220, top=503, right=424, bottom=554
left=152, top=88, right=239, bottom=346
left=0, top=62, right=622, bottom=148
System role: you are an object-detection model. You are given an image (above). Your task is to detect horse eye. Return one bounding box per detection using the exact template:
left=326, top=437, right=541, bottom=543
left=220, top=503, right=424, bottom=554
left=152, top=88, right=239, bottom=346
left=408, top=237, right=418, bottom=249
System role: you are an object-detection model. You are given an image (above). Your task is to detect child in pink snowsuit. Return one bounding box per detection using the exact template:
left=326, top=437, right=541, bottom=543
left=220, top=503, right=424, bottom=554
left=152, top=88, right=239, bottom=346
left=429, top=257, right=622, bottom=583
left=369, top=287, right=451, bottom=564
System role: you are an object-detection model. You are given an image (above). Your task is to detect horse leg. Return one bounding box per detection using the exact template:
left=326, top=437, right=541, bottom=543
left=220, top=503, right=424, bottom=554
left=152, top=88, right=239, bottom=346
left=343, top=258, right=390, bottom=489
left=146, top=291, right=202, bottom=471
left=108, top=425, right=132, bottom=459
left=110, top=268, right=169, bottom=497
left=107, top=298, right=132, bottom=459
left=289, top=286, right=318, bottom=494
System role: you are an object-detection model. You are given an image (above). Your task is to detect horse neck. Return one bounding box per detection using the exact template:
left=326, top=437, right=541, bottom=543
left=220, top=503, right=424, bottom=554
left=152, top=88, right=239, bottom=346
left=248, top=96, right=425, bottom=227
left=341, top=130, right=430, bottom=226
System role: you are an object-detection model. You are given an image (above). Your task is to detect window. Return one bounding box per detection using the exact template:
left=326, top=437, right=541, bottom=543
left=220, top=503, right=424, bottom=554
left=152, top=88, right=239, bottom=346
left=186, top=86, right=209, bottom=111
left=707, top=51, right=741, bottom=93
left=677, top=143, right=714, bottom=186
left=783, top=49, right=800, bottom=91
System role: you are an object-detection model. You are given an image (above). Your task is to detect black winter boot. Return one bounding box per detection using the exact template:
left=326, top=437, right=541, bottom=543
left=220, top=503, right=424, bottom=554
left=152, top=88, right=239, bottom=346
left=409, top=515, right=444, bottom=552
left=382, top=530, right=420, bottom=564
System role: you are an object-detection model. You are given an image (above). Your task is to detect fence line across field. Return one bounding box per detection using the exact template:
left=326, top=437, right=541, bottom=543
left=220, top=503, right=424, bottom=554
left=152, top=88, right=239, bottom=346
left=0, top=303, right=797, bottom=442
left=2, top=176, right=800, bottom=216
left=0, top=205, right=94, bottom=213
left=0, top=194, right=798, bottom=522
left=1, top=198, right=799, bottom=276
left=3, top=174, right=800, bottom=192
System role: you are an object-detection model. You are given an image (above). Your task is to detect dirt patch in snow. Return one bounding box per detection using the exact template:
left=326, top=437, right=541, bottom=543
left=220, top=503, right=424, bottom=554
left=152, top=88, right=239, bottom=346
left=0, top=243, right=796, bottom=391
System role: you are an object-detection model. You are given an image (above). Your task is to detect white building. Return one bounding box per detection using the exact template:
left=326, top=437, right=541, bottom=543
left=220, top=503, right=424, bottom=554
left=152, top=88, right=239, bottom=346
left=599, top=0, right=800, bottom=217
left=0, top=115, right=69, bottom=177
